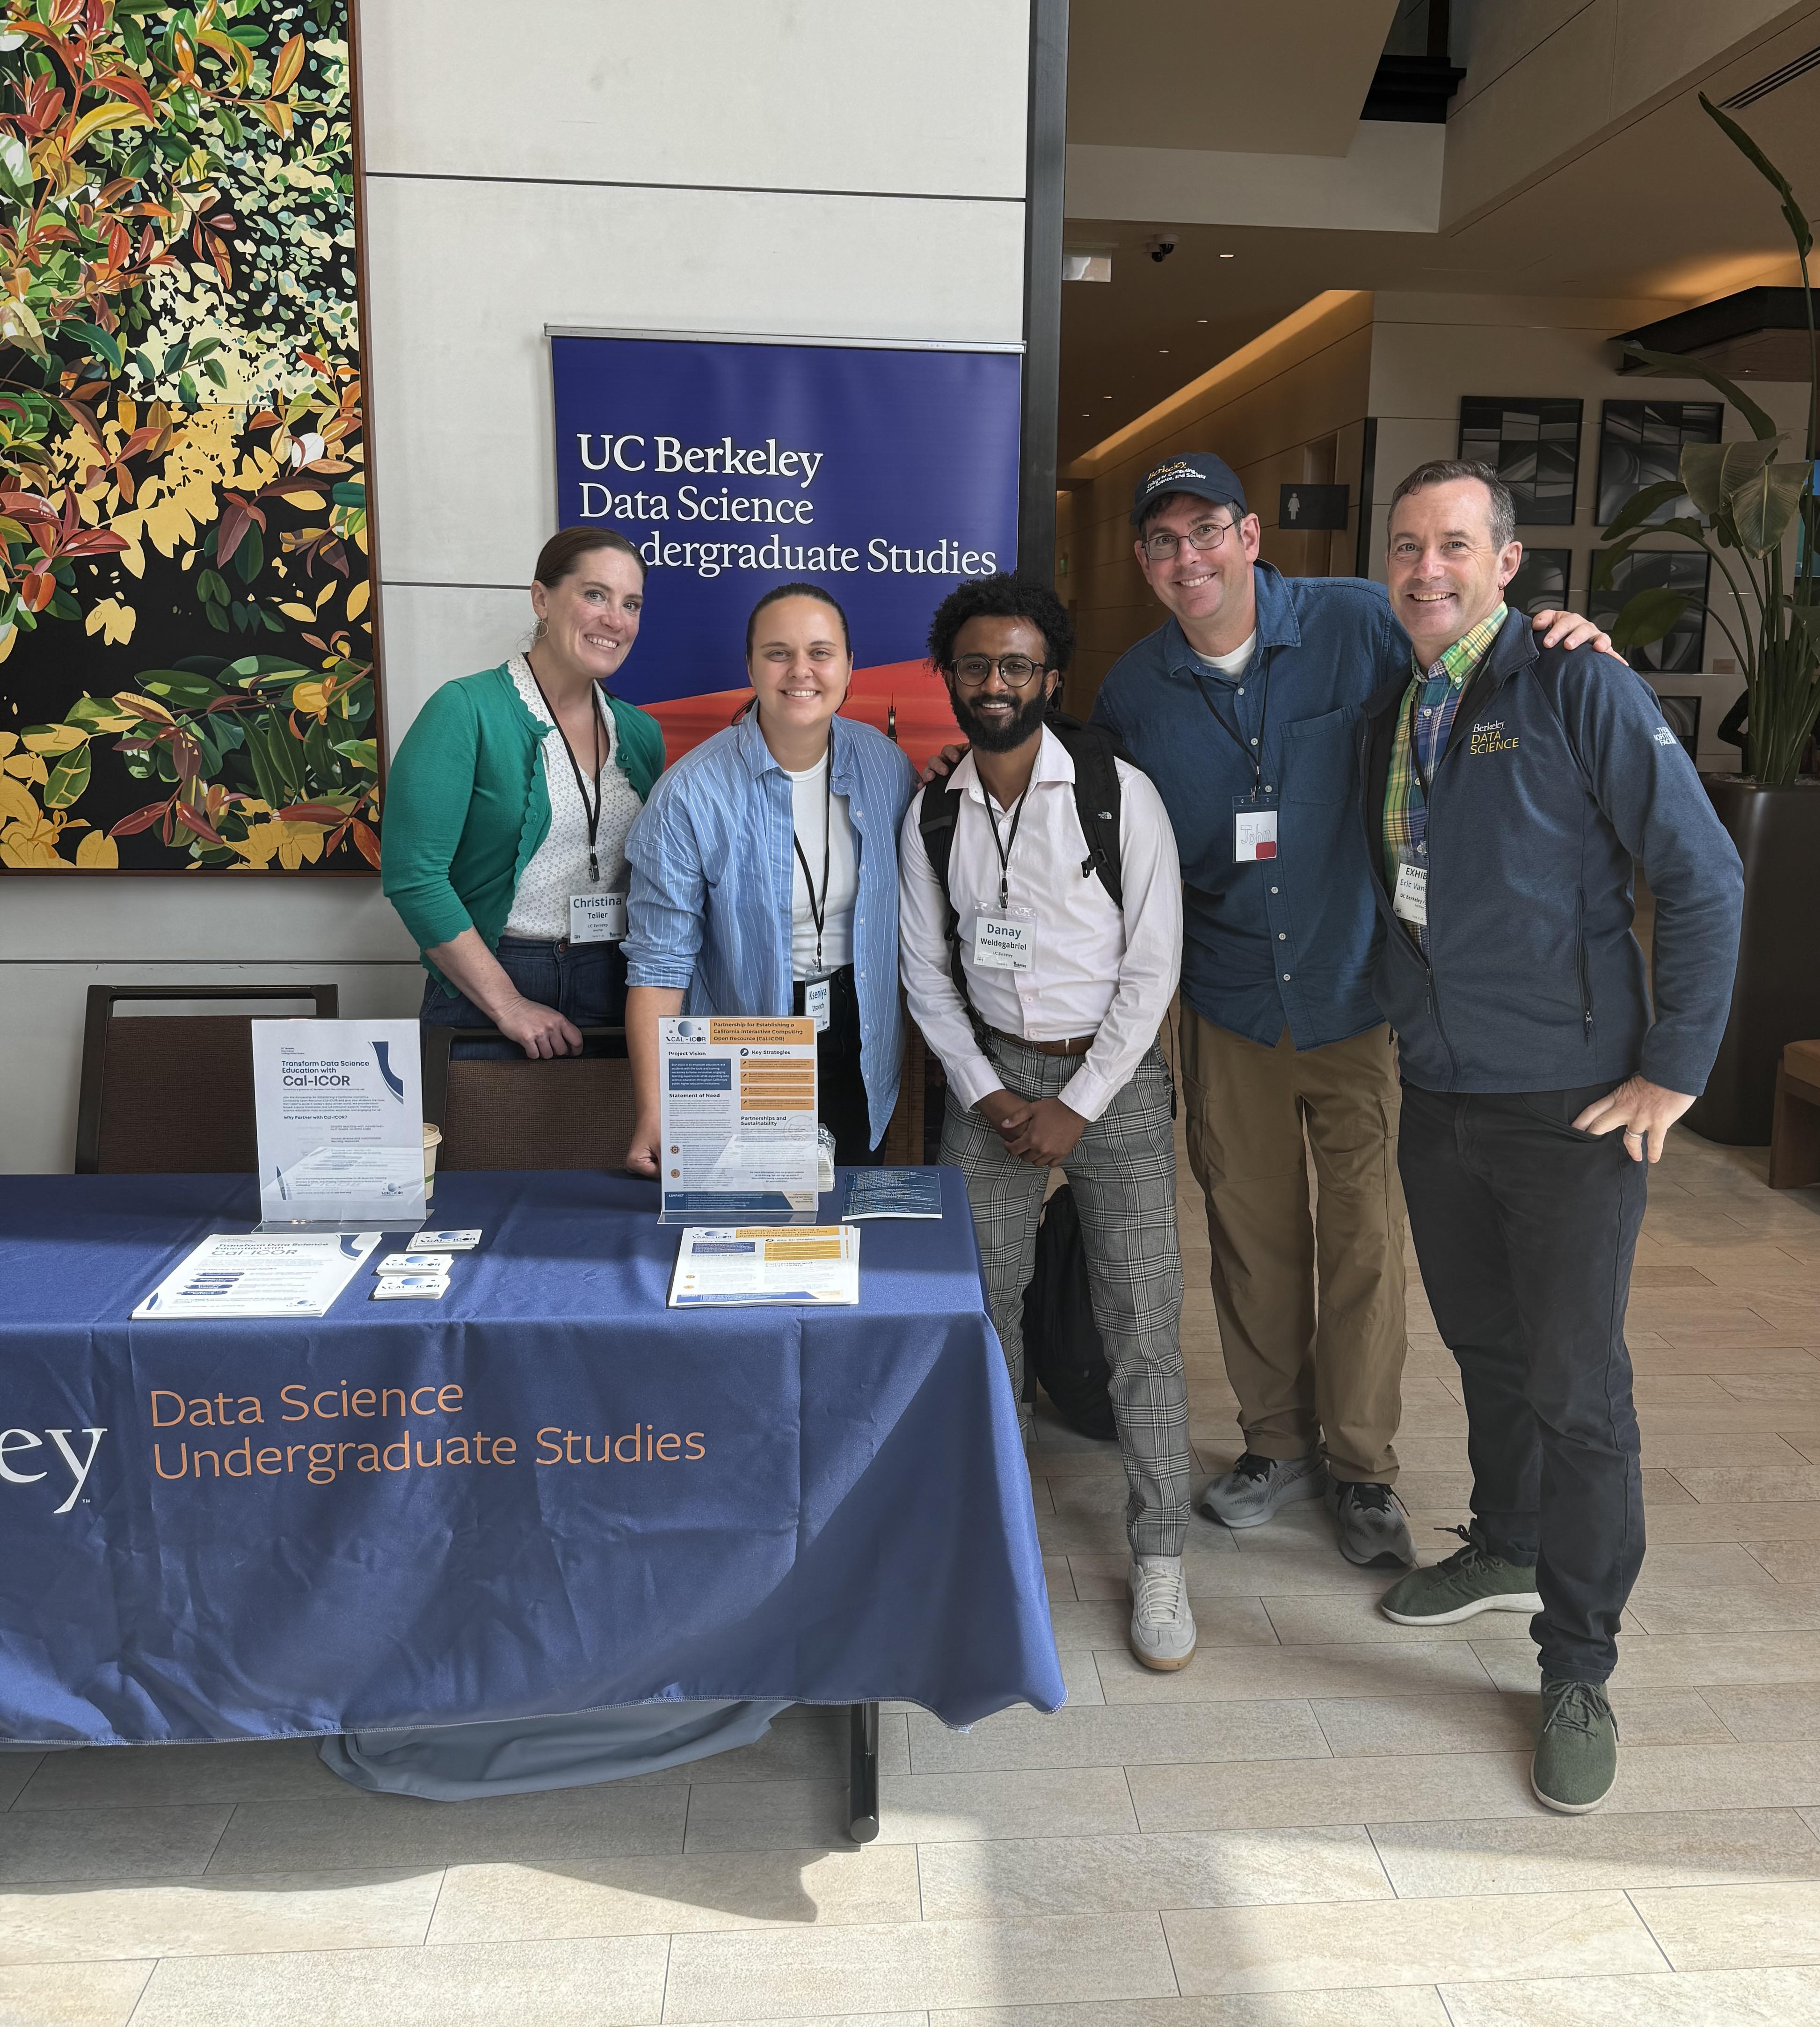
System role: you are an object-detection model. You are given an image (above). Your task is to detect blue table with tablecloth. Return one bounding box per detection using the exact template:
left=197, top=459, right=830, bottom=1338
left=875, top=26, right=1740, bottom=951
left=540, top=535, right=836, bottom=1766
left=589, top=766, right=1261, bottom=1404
left=0, top=1168, right=1062, bottom=1822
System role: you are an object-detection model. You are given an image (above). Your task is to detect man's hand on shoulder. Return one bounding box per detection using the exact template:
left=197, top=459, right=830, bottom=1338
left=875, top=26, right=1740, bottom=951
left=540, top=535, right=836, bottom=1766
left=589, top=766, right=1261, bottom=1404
left=1573, top=1076, right=1695, bottom=1162
left=921, top=742, right=968, bottom=787
left=1531, top=608, right=1616, bottom=658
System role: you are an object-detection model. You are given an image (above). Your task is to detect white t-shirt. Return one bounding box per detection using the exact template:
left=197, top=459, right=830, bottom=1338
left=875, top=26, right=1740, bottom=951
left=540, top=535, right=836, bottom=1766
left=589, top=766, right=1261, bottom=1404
left=785, top=750, right=857, bottom=978
left=504, top=656, right=644, bottom=941
left=1195, top=629, right=1257, bottom=680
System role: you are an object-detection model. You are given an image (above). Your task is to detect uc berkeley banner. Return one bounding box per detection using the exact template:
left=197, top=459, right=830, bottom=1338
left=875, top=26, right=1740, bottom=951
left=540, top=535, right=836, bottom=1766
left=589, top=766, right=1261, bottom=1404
left=550, top=334, right=1022, bottom=758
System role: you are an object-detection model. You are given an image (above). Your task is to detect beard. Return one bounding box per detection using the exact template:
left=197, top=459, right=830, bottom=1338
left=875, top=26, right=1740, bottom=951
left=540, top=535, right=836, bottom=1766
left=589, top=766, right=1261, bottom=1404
left=951, top=680, right=1051, bottom=754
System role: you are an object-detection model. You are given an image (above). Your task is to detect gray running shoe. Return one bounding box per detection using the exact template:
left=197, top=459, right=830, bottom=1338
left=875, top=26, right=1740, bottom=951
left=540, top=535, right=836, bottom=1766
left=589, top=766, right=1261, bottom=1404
left=1532, top=1677, right=1618, bottom=1813
left=1326, top=1480, right=1415, bottom=1569
left=1378, top=1523, right=1543, bottom=1626
left=1128, top=1555, right=1197, bottom=1671
left=1199, top=1450, right=1328, bottom=1529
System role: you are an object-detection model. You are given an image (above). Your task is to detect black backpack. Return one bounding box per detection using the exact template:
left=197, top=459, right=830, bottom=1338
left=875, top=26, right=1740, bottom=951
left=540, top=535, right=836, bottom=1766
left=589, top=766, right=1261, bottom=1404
left=1021, top=1184, right=1117, bottom=1441
left=917, top=710, right=1131, bottom=1444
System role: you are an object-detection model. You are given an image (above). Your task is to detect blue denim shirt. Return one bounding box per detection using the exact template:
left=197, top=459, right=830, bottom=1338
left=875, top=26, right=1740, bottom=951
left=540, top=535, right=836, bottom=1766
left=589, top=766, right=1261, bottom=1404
left=1090, top=565, right=1408, bottom=1052
left=623, top=711, right=918, bottom=1146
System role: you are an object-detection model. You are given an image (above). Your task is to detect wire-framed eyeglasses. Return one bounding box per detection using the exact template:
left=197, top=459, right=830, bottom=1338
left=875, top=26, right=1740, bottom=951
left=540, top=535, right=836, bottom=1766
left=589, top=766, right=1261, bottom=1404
left=950, top=655, right=1052, bottom=689
left=1141, top=515, right=1242, bottom=563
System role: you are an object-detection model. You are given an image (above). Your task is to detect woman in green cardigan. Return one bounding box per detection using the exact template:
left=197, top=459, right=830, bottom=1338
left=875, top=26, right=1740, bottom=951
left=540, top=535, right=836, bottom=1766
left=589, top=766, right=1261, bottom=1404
left=382, top=527, right=666, bottom=1057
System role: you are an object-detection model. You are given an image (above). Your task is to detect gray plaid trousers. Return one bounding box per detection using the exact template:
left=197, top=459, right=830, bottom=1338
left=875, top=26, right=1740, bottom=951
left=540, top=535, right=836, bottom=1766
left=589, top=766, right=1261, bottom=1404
left=942, top=1034, right=1190, bottom=1557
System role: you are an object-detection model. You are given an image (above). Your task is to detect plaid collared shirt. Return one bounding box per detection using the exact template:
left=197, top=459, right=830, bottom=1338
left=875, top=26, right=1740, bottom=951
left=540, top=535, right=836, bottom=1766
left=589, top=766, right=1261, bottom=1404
left=1382, top=603, right=1507, bottom=950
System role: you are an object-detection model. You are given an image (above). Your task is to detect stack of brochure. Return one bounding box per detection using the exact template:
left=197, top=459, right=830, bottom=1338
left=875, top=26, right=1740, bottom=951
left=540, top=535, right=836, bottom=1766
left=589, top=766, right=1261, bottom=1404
left=371, top=1228, right=483, bottom=1301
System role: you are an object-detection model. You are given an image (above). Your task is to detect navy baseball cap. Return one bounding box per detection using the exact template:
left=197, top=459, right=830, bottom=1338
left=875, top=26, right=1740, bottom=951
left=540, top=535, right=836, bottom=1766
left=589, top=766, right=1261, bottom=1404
left=1130, top=452, right=1248, bottom=525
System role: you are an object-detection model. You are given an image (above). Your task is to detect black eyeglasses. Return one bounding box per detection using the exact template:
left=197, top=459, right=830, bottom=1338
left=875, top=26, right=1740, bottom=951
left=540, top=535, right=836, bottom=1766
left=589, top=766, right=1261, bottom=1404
left=1141, top=516, right=1241, bottom=562
left=950, top=655, right=1051, bottom=688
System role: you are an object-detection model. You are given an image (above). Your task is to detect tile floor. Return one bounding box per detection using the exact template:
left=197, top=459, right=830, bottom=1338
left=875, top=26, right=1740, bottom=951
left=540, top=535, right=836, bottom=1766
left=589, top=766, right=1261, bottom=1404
left=8, top=1128, right=1820, bottom=2025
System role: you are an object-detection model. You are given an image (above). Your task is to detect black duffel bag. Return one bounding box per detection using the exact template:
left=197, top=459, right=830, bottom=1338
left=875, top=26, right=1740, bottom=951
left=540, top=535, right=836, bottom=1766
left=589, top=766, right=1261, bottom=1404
left=1020, top=1183, right=1117, bottom=1442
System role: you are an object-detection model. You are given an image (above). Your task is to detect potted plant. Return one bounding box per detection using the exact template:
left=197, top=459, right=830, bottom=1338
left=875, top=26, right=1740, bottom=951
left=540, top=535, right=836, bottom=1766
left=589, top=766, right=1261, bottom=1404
left=1597, top=94, right=1819, bottom=1145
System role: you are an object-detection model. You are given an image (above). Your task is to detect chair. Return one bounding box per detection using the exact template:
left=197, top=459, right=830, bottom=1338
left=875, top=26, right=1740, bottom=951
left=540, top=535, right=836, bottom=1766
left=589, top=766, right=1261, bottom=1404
left=75, top=983, right=340, bottom=1174
left=422, top=1027, right=638, bottom=1170
left=1769, top=1040, right=1820, bottom=1188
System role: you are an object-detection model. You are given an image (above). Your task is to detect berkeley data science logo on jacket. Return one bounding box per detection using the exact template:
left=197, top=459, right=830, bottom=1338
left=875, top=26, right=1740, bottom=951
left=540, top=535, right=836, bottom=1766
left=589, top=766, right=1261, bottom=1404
left=550, top=333, right=1022, bottom=712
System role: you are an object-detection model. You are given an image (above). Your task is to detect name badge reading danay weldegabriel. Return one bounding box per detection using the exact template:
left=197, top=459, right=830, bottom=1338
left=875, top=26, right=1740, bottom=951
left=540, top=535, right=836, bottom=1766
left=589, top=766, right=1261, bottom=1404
left=973, top=904, right=1037, bottom=972
left=569, top=890, right=627, bottom=943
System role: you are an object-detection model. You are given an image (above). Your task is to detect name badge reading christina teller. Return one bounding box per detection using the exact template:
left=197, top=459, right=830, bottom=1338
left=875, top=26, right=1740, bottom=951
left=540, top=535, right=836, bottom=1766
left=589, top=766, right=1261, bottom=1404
left=1393, top=860, right=1428, bottom=927
left=569, top=890, right=627, bottom=944
left=972, top=905, right=1037, bottom=972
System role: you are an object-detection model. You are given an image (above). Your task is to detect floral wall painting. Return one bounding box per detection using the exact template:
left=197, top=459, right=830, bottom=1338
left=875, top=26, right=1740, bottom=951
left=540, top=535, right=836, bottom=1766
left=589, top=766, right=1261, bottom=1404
left=0, top=0, right=379, bottom=873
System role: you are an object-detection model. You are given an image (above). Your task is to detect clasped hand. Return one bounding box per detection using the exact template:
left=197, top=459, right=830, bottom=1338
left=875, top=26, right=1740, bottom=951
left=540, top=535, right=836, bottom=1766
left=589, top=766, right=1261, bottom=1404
left=976, top=1089, right=1087, bottom=1167
left=1572, top=1075, right=1694, bottom=1163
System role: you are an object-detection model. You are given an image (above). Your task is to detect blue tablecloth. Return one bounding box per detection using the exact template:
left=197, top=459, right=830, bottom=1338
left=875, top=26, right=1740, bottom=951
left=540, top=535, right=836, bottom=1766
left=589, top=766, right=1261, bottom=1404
left=0, top=1170, right=1062, bottom=1745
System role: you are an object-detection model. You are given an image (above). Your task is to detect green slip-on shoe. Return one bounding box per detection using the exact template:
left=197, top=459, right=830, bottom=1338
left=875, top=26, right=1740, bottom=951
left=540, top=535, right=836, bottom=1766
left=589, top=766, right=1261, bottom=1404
left=1532, top=1677, right=1619, bottom=1813
left=1378, top=1523, right=1543, bottom=1626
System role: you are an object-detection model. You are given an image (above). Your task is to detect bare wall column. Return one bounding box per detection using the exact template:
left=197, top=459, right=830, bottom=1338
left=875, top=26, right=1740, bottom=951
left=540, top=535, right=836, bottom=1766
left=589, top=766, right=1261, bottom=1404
left=1019, top=0, right=1069, bottom=585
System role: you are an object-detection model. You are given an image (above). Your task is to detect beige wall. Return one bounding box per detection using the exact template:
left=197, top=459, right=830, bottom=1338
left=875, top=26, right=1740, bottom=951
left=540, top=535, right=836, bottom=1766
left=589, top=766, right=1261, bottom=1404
left=1055, top=291, right=1375, bottom=714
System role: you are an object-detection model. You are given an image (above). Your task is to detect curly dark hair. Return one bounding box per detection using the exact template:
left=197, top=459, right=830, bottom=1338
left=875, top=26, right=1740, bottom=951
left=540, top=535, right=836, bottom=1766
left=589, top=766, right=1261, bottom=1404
left=925, top=573, right=1075, bottom=674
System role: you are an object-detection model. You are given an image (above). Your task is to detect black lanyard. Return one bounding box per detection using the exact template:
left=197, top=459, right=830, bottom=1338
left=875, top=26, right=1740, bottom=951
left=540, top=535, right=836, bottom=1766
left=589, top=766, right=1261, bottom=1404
left=985, top=786, right=1028, bottom=910
left=1407, top=675, right=1447, bottom=802
left=791, top=757, right=832, bottom=976
left=1190, top=653, right=1270, bottom=798
left=529, top=665, right=605, bottom=882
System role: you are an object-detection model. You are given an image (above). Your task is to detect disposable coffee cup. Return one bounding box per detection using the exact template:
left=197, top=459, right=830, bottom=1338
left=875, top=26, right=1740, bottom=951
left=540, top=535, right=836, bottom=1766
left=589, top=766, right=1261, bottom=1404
left=422, top=1121, right=443, bottom=1200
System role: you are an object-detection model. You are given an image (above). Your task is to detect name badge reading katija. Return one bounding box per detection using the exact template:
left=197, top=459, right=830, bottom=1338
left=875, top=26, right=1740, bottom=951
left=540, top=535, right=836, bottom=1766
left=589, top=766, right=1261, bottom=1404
left=1393, top=860, right=1428, bottom=926
left=1234, top=806, right=1278, bottom=862
left=569, top=890, right=627, bottom=944
left=973, top=905, right=1037, bottom=972
left=803, top=977, right=831, bottom=1033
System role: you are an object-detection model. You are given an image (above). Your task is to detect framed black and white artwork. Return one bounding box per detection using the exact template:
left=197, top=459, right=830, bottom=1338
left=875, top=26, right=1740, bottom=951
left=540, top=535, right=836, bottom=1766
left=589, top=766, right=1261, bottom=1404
left=1457, top=398, right=1583, bottom=525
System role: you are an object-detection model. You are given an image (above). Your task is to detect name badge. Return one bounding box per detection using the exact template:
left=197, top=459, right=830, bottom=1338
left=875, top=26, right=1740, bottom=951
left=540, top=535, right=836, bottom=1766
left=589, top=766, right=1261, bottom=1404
left=972, top=904, right=1037, bottom=972
left=804, top=977, right=831, bottom=1033
left=569, top=890, right=627, bottom=944
left=1234, top=805, right=1278, bottom=862
left=1393, top=860, right=1428, bottom=926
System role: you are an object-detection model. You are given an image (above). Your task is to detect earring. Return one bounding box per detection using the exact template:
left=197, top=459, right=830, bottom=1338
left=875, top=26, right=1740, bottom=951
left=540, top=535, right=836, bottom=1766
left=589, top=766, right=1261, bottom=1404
left=533, top=617, right=547, bottom=641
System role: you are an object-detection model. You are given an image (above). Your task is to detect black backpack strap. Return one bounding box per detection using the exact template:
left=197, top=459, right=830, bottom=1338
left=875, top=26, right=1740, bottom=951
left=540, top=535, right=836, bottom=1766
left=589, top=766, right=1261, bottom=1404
left=1045, top=711, right=1126, bottom=909
left=916, top=777, right=986, bottom=1034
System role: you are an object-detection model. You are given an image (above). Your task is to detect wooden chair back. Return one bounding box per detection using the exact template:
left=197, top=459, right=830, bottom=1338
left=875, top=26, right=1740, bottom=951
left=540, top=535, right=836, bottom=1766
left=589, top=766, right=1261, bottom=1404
left=423, top=1027, right=637, bottom=1171
left=75, top=984, right=341, bottom=1174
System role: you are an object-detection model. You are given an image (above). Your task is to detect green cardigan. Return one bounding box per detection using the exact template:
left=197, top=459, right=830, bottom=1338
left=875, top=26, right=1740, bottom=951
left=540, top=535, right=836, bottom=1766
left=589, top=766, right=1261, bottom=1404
left=382, top=662, right=666, bottom=985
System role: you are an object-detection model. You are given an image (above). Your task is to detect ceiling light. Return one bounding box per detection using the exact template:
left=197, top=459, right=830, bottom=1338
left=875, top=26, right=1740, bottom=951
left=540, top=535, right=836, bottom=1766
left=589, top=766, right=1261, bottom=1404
left=1220, top=253, right=1234, bottom=260
left=1160, top=348, right=1169, bottom=354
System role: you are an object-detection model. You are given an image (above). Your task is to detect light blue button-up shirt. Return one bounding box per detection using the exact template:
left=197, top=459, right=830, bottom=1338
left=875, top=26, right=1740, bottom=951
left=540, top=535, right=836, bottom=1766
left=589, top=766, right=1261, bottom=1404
left=624, top=710, right=919, bottom=1146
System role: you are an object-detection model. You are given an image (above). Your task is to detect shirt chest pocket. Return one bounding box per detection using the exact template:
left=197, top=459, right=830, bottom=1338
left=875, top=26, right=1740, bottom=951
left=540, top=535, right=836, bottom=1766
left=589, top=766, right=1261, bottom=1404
left=1281, top=705, right=1359, bottom=805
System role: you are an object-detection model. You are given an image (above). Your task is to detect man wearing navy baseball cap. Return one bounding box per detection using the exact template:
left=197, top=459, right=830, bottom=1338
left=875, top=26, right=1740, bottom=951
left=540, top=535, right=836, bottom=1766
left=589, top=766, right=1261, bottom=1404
left=1089, top=450, right=1610, bottom=1574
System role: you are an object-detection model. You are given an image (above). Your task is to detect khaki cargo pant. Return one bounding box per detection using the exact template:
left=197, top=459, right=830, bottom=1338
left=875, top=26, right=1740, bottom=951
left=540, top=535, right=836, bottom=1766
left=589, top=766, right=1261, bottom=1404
left=1180, top=1012, right=1408, bottom=1485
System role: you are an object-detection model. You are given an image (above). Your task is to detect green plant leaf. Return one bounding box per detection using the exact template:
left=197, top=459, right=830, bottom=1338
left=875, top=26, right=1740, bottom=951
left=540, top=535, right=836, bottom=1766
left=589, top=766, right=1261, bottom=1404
left=1682, top=437, right=1781, bottom=518
left=62, top=321, right=123, bottom=373
left=1610, top=588, right=1689, bottom=654
left=0, top=134, right=32, bottom=206
left=43, top=745, right=92, bottom=809
left=1700, top=92, right=1814, bottom=261
left=140, top=669, right=229, bottom=708
left=1622, top=342, right=1779, bottom=442
left=1602, top=479, right=1687, bottom=543
left=1731, top=460, right=1812, bottom=555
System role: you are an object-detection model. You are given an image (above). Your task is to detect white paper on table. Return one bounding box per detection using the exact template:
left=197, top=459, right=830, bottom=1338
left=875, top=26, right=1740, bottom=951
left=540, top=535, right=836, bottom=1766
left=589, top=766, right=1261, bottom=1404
left=132, top=1232, right=381, bottom=1320
left=668, top=1225, right=859, bottom=1307
left=657, top=1017, right=818, bottom=1210
left=253, top=1018, right=426, bottom=1229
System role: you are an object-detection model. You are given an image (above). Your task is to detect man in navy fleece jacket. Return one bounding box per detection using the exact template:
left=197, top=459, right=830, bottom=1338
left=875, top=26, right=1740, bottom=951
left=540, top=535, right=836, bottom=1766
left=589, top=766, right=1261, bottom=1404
left=1360, top=458, right=1742, bottom=1816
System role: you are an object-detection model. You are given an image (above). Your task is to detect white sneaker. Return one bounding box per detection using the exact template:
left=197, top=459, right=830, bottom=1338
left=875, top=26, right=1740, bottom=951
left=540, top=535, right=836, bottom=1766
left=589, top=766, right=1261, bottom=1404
left=1128, top=1555, right=1197, bottom=1671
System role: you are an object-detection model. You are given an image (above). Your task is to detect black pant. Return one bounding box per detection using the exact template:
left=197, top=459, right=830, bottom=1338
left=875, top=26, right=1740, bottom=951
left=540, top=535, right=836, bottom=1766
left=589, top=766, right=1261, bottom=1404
left=1398, top=1081, right=1647, bottom=1684
left=794, top=966, right=882, bottom=1168
left=420, top=936, right=628, bottom=1059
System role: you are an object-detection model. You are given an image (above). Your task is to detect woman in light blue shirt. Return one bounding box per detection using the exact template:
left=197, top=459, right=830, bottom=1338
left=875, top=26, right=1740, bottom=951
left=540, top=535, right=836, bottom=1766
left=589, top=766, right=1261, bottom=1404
left=622, top=582, right=918, bottom=1171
